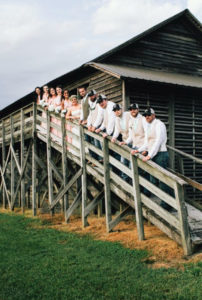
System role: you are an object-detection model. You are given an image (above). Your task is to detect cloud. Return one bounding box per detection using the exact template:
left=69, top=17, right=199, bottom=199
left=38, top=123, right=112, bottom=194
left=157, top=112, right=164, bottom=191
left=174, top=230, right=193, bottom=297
left=187, top=0, right=202, bottom=20
left=93, top=0, right=184, bottom=38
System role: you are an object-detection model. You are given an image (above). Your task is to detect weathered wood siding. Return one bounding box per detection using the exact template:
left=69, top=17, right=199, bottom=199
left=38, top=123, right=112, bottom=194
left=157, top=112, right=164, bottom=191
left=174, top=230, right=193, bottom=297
left=104, top=17, right=202, bottom=77
left=64, top=70, right=122, bottom=104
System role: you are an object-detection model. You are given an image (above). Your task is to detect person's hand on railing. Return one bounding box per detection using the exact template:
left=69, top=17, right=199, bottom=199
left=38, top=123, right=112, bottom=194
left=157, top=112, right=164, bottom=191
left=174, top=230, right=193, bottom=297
left=119, top=141, right=126, bottom=146
left=131, top=149, right=139, bottom=155
left=95, top=128, right=101, bottom=133
left=111, top=137, right=116, bottom=143
left=91, top=126, right=96, bottom=132
left=142, top=155, right=151, bottom=162
left=102, top=133, right=108, bottom=138
left=88, top=126, right=92, bottom=131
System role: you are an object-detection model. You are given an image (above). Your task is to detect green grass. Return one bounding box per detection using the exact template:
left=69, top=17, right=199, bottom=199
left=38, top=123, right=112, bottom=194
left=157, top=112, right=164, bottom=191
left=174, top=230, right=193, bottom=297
left=0, top=213, right=201, bottom=300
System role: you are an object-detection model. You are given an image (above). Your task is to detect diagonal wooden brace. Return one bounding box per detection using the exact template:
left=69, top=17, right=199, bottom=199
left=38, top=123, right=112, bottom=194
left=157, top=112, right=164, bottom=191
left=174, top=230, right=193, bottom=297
left=65, top=189, right=82, bottom=222
left=108, top=206, right=134, bottom=232
left=84, top=189, right=104, bottom=218
left=50, top=168, right=82, bottom=210
left=11, top=141, right=32, bottom=209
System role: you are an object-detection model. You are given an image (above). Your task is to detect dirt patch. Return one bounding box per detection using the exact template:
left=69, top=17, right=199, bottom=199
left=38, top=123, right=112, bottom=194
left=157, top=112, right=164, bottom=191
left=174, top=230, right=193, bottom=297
left=1, top=208, right=201, bottom=268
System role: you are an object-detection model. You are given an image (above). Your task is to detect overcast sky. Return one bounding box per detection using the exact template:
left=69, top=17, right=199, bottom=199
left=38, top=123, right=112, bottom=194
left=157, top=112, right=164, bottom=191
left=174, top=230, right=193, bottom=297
left=1, top=0, right=202, bottom=110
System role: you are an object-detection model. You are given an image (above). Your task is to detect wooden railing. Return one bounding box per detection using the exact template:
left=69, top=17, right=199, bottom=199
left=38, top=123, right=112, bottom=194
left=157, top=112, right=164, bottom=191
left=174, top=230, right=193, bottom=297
left=0, top=103, right=194, bottom=255
left=167, top=145, right=202, bottom=208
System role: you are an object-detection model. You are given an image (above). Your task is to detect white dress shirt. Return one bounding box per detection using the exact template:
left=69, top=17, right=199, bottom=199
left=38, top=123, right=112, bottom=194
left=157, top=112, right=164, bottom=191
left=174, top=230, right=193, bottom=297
left=87, top=100, right=104, bottom=127
left=138, top=118, right=167, bottom=159
left=99, top=101, right=116, bottom=135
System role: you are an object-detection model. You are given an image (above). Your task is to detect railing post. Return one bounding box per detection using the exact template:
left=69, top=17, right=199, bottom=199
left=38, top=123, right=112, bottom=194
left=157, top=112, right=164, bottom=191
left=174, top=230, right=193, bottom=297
left=10, top=115, right=14, bottom=211
left=2, top=120, right=6, bottom=209
left=130, top=154, right=144, bottom=240
left=20, top=109, right=25, bottom=213
left=103, top=137, right=112, bottom=232
left=32, top=102, right=37, bottom=216
left=80, top=125, right=88, bottom=227
left=61, top=117, right=68, bottom=221
left=174, top=182, right=192, bottom=255
left=46, top=110, right=54, bottom=216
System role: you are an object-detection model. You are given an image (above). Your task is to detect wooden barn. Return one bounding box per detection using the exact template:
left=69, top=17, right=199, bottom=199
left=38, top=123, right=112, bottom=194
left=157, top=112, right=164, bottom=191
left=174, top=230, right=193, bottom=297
left=1, top=9, right=202, bottom=255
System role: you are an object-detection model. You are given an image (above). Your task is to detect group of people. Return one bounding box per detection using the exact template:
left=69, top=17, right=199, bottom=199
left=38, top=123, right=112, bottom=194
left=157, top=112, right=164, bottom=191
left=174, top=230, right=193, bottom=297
left=35, top=85, right=170, bottom=209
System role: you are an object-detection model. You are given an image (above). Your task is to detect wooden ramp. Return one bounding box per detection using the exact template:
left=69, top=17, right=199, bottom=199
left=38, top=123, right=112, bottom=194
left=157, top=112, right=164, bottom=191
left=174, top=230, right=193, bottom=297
left=1, top=103, right=202, bottom=256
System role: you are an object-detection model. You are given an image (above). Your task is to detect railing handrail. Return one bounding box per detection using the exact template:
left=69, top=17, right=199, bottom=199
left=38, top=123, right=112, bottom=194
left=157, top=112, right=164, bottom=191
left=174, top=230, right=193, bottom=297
left=167, top=145, right=202, bottom=165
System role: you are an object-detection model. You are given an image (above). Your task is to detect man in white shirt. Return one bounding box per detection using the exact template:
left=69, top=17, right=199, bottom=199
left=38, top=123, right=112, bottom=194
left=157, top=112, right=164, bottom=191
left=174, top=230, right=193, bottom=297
left=95, top=95, right=116, bottom=137
left=133, top=107, right=171, bottom=209
left=78, top=86, right=89, bottom=125
left=119, top=103, right=146, bottom=150
left=86, top=90, right=104, bottom=161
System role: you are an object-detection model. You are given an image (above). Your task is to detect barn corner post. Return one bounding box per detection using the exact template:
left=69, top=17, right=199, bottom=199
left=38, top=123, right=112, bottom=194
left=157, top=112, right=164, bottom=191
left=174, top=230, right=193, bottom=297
left=79, top=125, right=88, bottom=228
left=103, top=137, right=112, bottom=233
left=130, top=154, right=145, bottom=240
left=32, top=102, right=37, bottom=216
left=174, top=182, right=192, bottom=255
left=122, top=79, right=130, bottom=112
left=61, top=116, right=68, bottom=221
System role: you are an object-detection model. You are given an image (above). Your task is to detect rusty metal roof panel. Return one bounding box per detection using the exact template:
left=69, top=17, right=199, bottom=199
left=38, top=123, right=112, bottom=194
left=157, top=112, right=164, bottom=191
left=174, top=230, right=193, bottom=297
left=87, top=62, right=202, bottom=88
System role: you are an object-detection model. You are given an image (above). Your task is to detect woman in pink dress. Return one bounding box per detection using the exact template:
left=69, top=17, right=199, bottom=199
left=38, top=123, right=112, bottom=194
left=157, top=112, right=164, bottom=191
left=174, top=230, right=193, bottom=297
left=35, top=87, right=42, bottom=104
left=41, top=86, right=50, bottom=130
left=48, top=87, right=58, bottom=137
left=66, top=95, right=81, bottom=154
left=61, top=89, right=72, bottom=116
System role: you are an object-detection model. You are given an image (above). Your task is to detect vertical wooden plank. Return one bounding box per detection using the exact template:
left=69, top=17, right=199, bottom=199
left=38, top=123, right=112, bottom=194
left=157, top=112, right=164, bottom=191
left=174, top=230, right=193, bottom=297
left=46, top=111, right=54, bottom=216
left=168, top=97, right=175, bottom=170
left=79, top=125, right=88, bottom=227
left=122, top=80, right=130, bottom=111
left=32, top=103, right=37, bottom=216
left=10, top=115, right=14, bottom=211
left=174, top=183, right=192, bottom=255
left=61, top=117, right=68, bottom=221
left=130, top=154, right=144, bottom=240
left=20, top=109, right=25, bottom=213
left=2, top=120, right=6, bottom=209
left=103, top=138, right=112, bottom=232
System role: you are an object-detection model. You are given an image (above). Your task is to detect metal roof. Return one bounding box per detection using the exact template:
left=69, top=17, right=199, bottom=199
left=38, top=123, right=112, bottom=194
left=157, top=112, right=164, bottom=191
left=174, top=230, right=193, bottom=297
left=87, top=62, right=202, bottom=88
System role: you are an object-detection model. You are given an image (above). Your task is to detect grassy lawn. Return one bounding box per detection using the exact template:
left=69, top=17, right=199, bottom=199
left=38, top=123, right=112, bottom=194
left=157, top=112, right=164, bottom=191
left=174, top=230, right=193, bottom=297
left=0, top=212, right=201, bottom=300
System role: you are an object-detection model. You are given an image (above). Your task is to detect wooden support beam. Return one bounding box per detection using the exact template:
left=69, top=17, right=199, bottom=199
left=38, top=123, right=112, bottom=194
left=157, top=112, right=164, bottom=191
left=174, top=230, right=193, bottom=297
left=11, top=141, right=32, bottom=210
left=2, top=120, right=6, bottom=208
left=10, top=144, right=21, bottom=174
left=0, top=165, right=11, bottom=208
left=174, top=183, right=192, bottom=255
left=10, top=116, right=15, bottom=210
left=108, top=206, right=134, bottom=232
left=46, top=111, right=54, bottom=215
left=103, top=138, right=112, bottom=232
left=61, top=117, right=68, bottom=217
left=50, top=168, right=82, bottom=210
left=32, top=102, right=37, bottom=216
left=84, top=189, right=104, bottom=218
left=49, top=159, right=63, bottom=183
left=80, top=125, right=88, bottom=228
left=20, top=109, right=25, bottom=212
left=168, top=97, right=175, bottom=169
left=65, top=189, right=82, bottom=222
left=130, top=154, right=144, bottom=240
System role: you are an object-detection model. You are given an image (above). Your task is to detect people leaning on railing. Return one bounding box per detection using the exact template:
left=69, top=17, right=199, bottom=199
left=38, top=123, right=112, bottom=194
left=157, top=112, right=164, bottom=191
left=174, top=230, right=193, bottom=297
left=132, top=107, right=172, bottom=210
left=35, top=85, right=172, bottom=210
